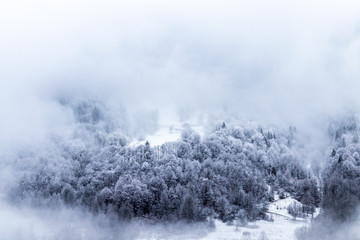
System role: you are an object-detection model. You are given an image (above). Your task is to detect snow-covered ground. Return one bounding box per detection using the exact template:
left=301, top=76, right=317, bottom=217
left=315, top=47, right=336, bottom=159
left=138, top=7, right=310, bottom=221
left=130, top=111, right=205, bottom=147
left=202, top=198, right=313, bottom=240
left=130, top=124, right=205, bottom=147
left=136, top=197, right=317, bottom=240
left=201, top=218, right=303, bottom=240
left=268, top=197, right=303, bottom=220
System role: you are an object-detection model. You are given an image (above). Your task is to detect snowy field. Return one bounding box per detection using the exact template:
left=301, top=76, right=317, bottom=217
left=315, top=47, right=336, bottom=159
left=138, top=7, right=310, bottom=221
left=136, top=197, right=316, bottom=240
left=200, top=218, right=302, bottom=240
left=130, top=123, right=204, bottom=147
left=130, top=111, right=205, bottom=147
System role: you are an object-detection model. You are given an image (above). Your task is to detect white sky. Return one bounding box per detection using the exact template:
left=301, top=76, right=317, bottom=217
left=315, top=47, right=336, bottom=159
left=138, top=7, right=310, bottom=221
left=0, top=0, right=360, bottom=148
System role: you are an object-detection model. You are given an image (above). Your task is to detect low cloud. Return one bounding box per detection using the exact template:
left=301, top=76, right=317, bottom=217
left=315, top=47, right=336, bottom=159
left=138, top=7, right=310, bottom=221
left=1, top=1, right=360, bottom=144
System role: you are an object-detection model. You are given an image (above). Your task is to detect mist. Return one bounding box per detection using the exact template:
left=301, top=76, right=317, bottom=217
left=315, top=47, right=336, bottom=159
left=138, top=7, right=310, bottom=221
left=1, top=1, right=360, bottom=239
left=1, top=0, right=360, bottom=146
left=0, top=200, right=210, bottom=240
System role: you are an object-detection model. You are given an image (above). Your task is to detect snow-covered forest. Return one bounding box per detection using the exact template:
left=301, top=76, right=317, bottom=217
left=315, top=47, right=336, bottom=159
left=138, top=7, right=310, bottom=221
left=3, top=98, right=360, bottom=239
left=1, top=1, right=360, bottom=239
left=10, top=99, right=320, bottom=222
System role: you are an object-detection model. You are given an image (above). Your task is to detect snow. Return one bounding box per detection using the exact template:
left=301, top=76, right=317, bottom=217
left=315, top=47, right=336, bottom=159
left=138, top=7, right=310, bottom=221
left=197, top=201, right=311, bottom=240
left=135, top=197, right=317, bottom=240
left=129, top=123, right=204, bottom=147
left=268, top=197, right=303, bottom=220
left=200, top=217, right=304, bottom=240
left=130, top=110, right=205, bottom=147
left=136, top=216, right=307, bottom=240
left=268, top=195, right=320, bottom=220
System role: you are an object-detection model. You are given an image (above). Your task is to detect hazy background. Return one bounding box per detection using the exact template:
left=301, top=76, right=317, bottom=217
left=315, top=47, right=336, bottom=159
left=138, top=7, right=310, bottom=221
left=1, top=0, right=360, bottom=151
left=1, top=1, right=360, bottom=239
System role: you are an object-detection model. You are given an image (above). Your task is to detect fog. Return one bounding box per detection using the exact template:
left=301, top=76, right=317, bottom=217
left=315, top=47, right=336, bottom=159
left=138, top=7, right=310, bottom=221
left=1, top=0, right=360, bottom=239
left=1, top=0, right=360, bottom=147
left=0, top=200, right=210, bottom=240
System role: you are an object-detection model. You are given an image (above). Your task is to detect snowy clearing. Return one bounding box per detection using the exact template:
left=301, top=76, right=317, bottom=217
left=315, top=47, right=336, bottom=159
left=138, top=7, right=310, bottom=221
left=136, top=197, right=316, bottom=240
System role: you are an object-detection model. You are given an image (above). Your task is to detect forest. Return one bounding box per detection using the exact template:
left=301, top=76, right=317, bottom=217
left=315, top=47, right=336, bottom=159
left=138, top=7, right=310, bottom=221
left=9, top=99, right=338, bottom=226
left=2, top=1, right=360, bottom=239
